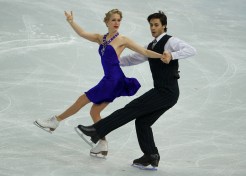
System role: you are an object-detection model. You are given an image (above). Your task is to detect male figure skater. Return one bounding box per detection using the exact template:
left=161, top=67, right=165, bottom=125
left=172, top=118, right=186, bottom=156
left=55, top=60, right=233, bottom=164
left=76, top=11, right=196, bottom=169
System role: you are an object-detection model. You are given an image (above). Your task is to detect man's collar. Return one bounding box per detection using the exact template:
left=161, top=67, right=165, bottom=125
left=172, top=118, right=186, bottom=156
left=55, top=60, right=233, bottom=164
left=155, top=33, right=166, bottom=42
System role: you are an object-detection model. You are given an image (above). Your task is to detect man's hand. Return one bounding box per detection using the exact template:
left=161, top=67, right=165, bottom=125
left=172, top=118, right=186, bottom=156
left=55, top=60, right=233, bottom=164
left=161, top=51, right=172, bottom=64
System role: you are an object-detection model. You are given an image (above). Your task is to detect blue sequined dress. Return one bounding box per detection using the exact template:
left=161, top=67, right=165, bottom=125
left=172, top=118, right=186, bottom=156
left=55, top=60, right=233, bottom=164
left=85, top=44, right=141, bottom=104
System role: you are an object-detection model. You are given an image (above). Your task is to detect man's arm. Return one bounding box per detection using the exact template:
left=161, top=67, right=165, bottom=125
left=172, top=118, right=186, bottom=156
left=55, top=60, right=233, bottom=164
left=165, top=37, right=197, bottom=60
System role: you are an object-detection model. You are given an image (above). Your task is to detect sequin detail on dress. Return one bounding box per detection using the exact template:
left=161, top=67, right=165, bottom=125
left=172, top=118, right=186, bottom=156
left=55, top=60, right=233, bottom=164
left=101, top=32, right=119, bottom=56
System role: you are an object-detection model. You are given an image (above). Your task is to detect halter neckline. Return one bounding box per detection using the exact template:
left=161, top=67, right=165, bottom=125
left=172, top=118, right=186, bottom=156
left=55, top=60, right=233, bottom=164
left=101, top=32, right=119, bottom=56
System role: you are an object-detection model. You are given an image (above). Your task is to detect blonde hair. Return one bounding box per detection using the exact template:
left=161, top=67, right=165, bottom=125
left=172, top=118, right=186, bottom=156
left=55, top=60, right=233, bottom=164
left=104, top=9, right=123, bottom=24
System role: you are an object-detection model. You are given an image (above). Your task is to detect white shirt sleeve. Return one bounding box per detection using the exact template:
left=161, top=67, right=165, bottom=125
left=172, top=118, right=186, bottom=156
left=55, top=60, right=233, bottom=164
left=165, top=37, right=197, bottom=60
left=119, top=45, right=148, bottom=67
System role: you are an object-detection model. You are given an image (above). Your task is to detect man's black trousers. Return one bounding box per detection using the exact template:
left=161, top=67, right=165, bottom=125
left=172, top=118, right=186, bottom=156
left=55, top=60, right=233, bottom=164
left=94, top=85, right=179, bottom=155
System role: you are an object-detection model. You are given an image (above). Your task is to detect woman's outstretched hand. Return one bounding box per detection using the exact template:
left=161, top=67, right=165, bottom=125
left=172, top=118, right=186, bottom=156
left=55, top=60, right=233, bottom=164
left=64, top=11, right=73, bottom=23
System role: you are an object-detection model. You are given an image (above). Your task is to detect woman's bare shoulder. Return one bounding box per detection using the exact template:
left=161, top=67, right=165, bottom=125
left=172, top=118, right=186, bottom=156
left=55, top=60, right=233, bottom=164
left=117, top=34, right=131, bottom=45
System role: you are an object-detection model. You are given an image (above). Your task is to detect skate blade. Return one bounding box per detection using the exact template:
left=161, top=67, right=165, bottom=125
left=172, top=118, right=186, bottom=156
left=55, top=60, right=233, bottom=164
left=33, top=121, right=52, bottom=134
left=74, top=127, right=94, bottom=148
left=90, top=152, right=107, bottom=159
left=131, top=164, right=157, bottom=171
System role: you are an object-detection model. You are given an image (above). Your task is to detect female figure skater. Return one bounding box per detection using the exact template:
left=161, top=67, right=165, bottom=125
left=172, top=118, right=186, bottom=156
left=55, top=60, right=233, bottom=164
left=34, top=9, right=164, bottom=157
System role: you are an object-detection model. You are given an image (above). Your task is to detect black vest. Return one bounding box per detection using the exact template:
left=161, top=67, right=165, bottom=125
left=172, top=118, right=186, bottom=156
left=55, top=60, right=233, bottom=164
left=148, top=34, right=179, bottom=89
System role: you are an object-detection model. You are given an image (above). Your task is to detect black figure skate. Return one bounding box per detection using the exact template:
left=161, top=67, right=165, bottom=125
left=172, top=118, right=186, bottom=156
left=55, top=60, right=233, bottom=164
left=132, top=154, right=160, bottom=171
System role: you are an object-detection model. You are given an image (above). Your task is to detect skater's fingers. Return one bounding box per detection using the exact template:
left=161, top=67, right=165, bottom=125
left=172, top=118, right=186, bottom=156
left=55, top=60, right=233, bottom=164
left=64, top=11, right=69, bottom=17
left=64, top=11, right=73, bottom=17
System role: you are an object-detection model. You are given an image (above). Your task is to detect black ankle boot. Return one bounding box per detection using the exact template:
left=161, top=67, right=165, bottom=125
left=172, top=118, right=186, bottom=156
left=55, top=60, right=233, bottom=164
left=77, top=125, right=100, bottom=144
left=133, top=154, right=160, bottom=167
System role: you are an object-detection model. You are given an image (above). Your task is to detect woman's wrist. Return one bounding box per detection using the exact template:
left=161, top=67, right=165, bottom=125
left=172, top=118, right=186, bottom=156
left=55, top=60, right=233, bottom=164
left=67, top=19, right=73, bottom=24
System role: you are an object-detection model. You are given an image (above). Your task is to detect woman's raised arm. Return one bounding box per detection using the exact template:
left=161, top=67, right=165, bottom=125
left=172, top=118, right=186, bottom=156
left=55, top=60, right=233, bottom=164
left=123, top=36, right=163, bottom=59
left=65, top=11, right=101, bottom=44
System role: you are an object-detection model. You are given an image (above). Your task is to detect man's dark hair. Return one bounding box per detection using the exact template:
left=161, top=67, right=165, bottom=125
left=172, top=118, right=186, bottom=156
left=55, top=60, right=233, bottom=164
left=147, top=11, right=167, bottom=32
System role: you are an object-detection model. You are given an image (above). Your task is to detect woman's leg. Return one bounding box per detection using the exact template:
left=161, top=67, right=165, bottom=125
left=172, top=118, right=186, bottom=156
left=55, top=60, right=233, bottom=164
left=89, top=102, right=109, bottom=156
left=56, top=94, right=91, bottom=121
left=34, top=94, right=91, bottom=133
left=90, top=102, right=109, bottom=140
left=90, top=102, right=109, bottom=123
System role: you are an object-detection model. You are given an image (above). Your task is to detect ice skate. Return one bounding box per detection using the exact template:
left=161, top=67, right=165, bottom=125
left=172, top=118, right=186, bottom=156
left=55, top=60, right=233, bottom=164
left=131, top=154, right=160, bottom=171
left=90, top=139, right=108, bottom=158
left=74, top=126, right=94, bottom=148
left=76, top=124, right=100, bottom=144
left=34, top=116, right=59, bottom=134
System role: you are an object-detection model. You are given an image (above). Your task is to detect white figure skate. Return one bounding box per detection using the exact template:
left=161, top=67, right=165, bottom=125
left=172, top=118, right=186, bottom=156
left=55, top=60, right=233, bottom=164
left=90, top=139, right=108, bottom=158
left=34, top=116, right=59, bottom=133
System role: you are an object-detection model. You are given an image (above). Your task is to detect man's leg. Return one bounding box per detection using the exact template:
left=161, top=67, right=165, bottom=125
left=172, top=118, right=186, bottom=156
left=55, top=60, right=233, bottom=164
left=78, top=89, right=165, bottom=140
left=135, top=105, right=173, bottom=155
left=77, top=89, right=156, bottom=143
left=133, top=90, right=178, bottom=168
left=94, top=89, right=167, bottom=138
left=78, top=88, right=178, bottom=143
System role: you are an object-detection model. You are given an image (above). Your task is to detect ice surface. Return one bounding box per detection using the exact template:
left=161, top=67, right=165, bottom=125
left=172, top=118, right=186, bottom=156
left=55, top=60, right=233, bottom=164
left=0, top=0, right=246, bottom=175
